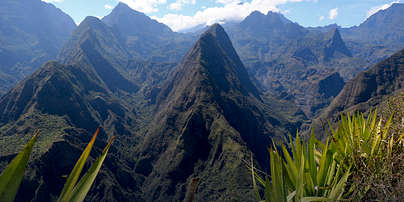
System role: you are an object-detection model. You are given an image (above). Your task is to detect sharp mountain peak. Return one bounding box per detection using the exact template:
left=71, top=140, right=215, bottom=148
left=189, top=23, right=259, bottom=97
left=323, top=27, right=352, bottom=59
left=102, top=2, right=173, bottom=33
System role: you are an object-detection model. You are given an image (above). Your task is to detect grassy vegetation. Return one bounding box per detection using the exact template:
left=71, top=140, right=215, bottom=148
left=0, top=127, right=114, bottom=202
left=252, top=110, right=404, bottom=201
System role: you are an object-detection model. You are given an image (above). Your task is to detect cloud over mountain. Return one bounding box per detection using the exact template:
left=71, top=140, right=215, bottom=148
left=151, top=0, right=303, bottom=31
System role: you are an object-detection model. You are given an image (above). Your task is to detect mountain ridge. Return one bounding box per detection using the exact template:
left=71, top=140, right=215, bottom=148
left=135, top=24, right=289, bottom=201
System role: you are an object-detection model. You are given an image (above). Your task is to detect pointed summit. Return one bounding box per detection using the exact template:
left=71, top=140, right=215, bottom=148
left=191, top=23, right=260, bottom=97
left=58, top=16, right=137, bottom=93
left=102, top=2, right=172, bottom=35
left=323, top=28, right=352, bottom=61
left=58, top=16, right=129, bottom=65
left=76, top=16, right=119, bottom=35
left=137, top=24, right=283, bottom=201
left=113, top=2, right=134, bottom=12
left=101, top=2, right=187, bottom=60
left=158, top=23, right=260, bottom=103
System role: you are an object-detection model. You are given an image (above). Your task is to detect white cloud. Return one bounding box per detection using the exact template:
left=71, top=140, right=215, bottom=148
left=216, top=0, right=241, bottom=4
left=42, top=0, right=64, bottom=3
left=104, top=4, right=113, bottom=9
left=169, top=0, right=196, bottom=11
left=119, top=0, right=167, bottom=13
left=328, top=8, right=338, bottom=20
left=152, top=0, right=303, bottom=32
left=319, top=15, right=324, bottom=21
left=366, top=1, right=400, bottom=18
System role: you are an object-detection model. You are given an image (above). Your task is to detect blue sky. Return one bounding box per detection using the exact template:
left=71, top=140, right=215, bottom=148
left=43, top=0, right=401, bottom=32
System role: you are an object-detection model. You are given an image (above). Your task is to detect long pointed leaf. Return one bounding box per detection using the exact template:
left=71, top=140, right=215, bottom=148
left=68, top=137, right=114, bottom=202
left=0, top=131, right=39, bottom=202
left=58, top=127, right=101, bottom=202
left=251, top=154, right=262, bottom=201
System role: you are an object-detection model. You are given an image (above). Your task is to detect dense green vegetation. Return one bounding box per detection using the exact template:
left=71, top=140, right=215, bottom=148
left=252, top=111, right=404, bottom=201
left=0, top=128, right=114, bottom=202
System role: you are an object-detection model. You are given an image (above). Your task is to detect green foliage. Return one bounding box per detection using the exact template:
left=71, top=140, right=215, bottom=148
left=66, top=135, right=114, bottom=202
left=0, top=131, right=39, bottom=202
left=252, top=131, right=349, bottom=202
left=0, top=128, right=114, bottom=202
left=57, top=127, right=114, bottom=202
left=329, top=110, right=404, bottom=199
left=253, top=110, right=404, bottom=201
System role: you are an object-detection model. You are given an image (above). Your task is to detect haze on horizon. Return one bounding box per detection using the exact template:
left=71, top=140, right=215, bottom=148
left=43, top=0, right=401, bottom=32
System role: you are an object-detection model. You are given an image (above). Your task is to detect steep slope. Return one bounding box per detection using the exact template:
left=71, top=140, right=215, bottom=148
left=322, top=28, right=352, bottom=61
left=342, top=3, right=404, bottom=44
left=0, top=16, right=146, bottom=202
left=58, top=16, right=138, bottom=93
left=341, top=3, right=404, bottom=66
left=0, top=60, right=142, bottom=202
left=0, top=21, right=301, bottom=202
left=102, top=3, right=195, bottom=62
left=135, top=24, right=290, bottom=201
left=320, top=48, right=404, bottom=120
left=0, top=0, right=76, bottom=94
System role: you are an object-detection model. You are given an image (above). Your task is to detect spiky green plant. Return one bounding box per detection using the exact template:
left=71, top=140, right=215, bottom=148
left=253, top=110, right=404, bottom=201
left=328, top=110, right=404, bottom=199
left=0, top=127, right=114, bottom=202
left=252, top=131, right=350, bottom=202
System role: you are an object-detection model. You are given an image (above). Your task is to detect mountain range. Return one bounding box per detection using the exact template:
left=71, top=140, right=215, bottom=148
left=0, top=1, right=403, bottom=201
left=0, top=13, right=302, bottom=201
left=0, top=0, right=76, bottom=95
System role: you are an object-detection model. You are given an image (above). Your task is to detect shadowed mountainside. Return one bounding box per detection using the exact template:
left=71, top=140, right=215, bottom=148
left=0, top=0, right=76, bottom=95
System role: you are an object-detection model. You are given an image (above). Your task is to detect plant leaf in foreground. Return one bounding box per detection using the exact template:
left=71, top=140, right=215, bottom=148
left=0, top=131, right=39, bottom=202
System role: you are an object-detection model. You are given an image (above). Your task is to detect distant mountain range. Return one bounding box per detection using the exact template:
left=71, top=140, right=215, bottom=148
left=0, top=1, right=403, bottom=201
left=0, top=0, right=76, bottom=94
left=102, top=2, right=195, bottom=63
